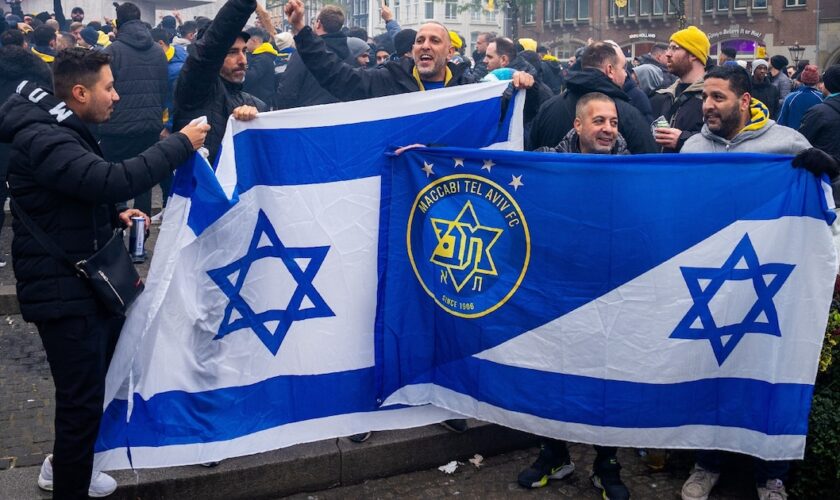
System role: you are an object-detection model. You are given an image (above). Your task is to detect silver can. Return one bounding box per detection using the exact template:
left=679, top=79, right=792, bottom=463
left=129, top=216, right=145, bottom=260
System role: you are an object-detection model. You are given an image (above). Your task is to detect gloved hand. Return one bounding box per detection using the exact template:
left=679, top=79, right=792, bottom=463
left=792, top=148, right=840, bottom=178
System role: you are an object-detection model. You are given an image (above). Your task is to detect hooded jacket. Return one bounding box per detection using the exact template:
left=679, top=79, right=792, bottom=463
left=273, top=31, right=350, bottom=109
left=681, top=98, right=811, bottom=154
left=0, top=82, right=194, bottom=321
left=172, top=0, right=266, bottom=163
left=99, top=19, right=169, bottom=137
left=529, top=69, right=658, bottom=154
left=243, top=42, right=279, bottom=105
left=638, top=53, right=677, bottom=87
left=651, top=78, right=705, bottom=152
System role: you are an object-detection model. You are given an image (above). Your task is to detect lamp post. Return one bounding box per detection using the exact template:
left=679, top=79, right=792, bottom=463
left=788, top=42, right=805, bottom=65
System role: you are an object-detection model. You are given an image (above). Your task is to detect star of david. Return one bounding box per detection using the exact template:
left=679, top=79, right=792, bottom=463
left=669, top=233, right=794, bottom=365
left=207, top=210, right=334, bottom=355
left=429, top=201, right=503, bottom=292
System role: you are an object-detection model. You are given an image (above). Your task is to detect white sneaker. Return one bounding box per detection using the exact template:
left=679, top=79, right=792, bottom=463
left=38, top=455, right=118, bottom=497
left=757, top=479, right=788, bottom=500
left=681, top=464, right=720, bottom=500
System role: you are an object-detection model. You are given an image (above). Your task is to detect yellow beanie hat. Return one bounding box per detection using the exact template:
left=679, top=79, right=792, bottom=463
left=449, top=31, right=463, bottom=49
left=670, top=26, right=710, bottom=66
left=518, top=38, right=537, bottom=52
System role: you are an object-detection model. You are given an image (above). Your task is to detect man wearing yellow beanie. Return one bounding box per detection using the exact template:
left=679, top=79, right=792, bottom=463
left=650, top=26, right=710, bottom=152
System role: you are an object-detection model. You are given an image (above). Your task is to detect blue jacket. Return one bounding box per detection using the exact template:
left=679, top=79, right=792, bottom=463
left=164, top=44, right=187, bottom=131
left=778, top=85, right=823, bottom=130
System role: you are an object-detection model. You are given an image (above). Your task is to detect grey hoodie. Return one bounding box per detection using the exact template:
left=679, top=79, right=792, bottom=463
left=681, top=120, right=810, bottom=155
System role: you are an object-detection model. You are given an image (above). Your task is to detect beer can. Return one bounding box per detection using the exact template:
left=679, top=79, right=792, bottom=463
left=129, top=216, right=145, bottom=260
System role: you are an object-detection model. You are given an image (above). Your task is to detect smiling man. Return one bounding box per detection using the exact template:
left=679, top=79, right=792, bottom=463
left=284, top=0, right=533, bottom=100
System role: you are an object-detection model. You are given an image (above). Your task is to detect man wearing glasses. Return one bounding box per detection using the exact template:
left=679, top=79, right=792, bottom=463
left=650, top=26, right=710, bottom=153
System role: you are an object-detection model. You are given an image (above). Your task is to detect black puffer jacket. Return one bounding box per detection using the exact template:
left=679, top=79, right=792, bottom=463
left=751, top=78, right=781, bottom=119
left=0, top=46, right=53, bottom=175
left=243, top=50, right=278, bottom=105
left=529, top=69, right=658, bottom=154
left=0, top=83, right=195, bottom=321
left=799, top=95, right=840, bottom=205
left=173, top=0, right=266, bottom=163
left=274, top=31, right=349, bottom=109
left=99, top=20, right=168, bottom=137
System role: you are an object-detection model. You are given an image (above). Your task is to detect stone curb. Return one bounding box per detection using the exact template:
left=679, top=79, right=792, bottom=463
left=0, top=421, right=537, bottom=499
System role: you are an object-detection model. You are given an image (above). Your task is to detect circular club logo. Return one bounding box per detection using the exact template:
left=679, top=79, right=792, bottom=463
left=407, top=174, right=530, bottom=318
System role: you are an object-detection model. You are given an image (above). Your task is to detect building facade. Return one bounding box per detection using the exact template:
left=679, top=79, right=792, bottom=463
left=517, top=0, right=825, bottom=66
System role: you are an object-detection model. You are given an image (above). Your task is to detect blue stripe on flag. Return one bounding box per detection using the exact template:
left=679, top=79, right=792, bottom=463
left=434, top=357, right=813, bottom=436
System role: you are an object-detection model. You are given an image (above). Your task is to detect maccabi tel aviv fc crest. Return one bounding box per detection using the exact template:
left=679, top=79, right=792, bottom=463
left=407, top=168, right=530, bottom=318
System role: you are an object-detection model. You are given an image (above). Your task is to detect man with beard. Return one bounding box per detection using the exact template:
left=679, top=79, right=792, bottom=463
left=284, top=0, right=533, bottom=100
left=172, top=0, right=267, bottom=163
left=651, top=26, right=709, bottom=152
left=70, top=6, right=84, bottom=23
left=679, top=65, right=836, bottom=500
left=471, top=31, right=494, bottom=80
left=521, top=93, right=631, bottom=500
left=749, top=59, right=780, bottom=119
left=530, top=41, right=656, bottom=154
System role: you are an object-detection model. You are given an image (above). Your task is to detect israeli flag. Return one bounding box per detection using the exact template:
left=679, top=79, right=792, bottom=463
left=380, top=147, right=837, bottom=461
left=94, top=82, right=524, bottom=470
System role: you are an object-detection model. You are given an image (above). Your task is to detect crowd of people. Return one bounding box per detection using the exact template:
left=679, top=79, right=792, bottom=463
left=1, top=0, right=840, bottom=499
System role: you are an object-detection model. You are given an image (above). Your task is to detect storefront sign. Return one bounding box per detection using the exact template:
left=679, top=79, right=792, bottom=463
left=708, top=27, right=764, bottom=41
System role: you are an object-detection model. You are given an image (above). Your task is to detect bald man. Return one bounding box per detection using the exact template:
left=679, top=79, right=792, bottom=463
left=284, top=0, right=533, bottom=100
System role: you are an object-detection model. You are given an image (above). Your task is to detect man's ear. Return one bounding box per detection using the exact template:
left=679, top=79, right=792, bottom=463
left=71, top=84, right=89, bottom=104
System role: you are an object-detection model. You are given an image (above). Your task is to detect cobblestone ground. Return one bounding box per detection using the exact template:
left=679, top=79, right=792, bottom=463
left=284, top=446, right=759, bottom=500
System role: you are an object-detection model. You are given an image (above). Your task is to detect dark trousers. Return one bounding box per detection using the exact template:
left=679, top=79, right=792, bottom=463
left=544, top=438, right=618, bottom=471
left=696, top=450, right=790, bottom=486
left=100, top=132, right=161, bottom=217
left=37, top=309, right=124, bottom=500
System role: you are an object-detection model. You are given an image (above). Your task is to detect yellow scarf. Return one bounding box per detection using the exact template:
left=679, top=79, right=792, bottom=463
left=252, top=42, right=280, bottom=57
left=740, top=98, right=770, bottom=134
left=97, top=31, right=111, bottom=47
left=165, top=44, right=175, bottom=62
left=32, top=48, right=55, bottom=63
left=412, top=65, right=453, bottom=91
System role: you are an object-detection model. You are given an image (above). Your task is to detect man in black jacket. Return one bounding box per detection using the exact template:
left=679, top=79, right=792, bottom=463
left=0, top=48, right=208, bottom=500
left=273, top=3, right=349, bottom=109
left=529, top=41, right=658, bottom=154
left=100, top=2, right=169, bottom=250
left=172, top=0, right=267, bottom=163
left=750, top=59, right=780, bottom=119
left=799, top=64, right=840, bottom=205
left=284, top=0, right=534, bottom=102
left=243, top=26, right=278, bottom=105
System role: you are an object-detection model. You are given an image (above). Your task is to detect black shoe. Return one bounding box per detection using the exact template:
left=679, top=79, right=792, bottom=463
left=517, top=445, right=575, bottom=489
left=591, top=458, right=630, bottom=500
left=348, top=431, right=371, bottom=443
left=439, top=419, right=468, bottom=433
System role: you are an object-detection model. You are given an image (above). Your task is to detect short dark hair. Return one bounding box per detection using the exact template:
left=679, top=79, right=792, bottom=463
left=317, top=5, right=345, bottom=34
left=150, top=27, right=173, bottom=45
left=537, top=45, right=548, bottom=54
left=721, top=47, right=737, bottom=59
left=53, top=47, right=112, bottom=100
left=87, top=21, right=102, bottom=30
left=581, top=42, right=620, bottom=70
left=245, top=27, right=267, bottom=43
left=576, top=91, right=615, bottom=118
left=651, top=42, right=669, bottom=54
left=0, top=29, right=25, bottom=47
left=478, top=32, right=495, bottom=43
left=180, top=20, right=197, bottom=36
left=32, top=26, right=56, bottom=47
left=58, top=31, right=76, bottom=47
left=492, top=37, right=517, bottom=64
left=705, top=64, right=753, bottom=96
left=346, top=26, right=367, bottom=41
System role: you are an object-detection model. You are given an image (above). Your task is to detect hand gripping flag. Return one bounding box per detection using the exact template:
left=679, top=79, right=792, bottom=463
left=380, top=147, right=837, bottom=461
left=94, top=82, right=524, bottom=470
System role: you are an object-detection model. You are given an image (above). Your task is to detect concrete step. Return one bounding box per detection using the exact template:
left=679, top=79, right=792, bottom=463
left=0, top=421, right=537, bottom=500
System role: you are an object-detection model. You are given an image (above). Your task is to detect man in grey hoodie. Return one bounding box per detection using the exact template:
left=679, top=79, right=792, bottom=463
left=679, top=64, right=837, bottom=500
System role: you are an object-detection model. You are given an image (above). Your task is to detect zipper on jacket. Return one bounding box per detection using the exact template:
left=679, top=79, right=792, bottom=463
left=98, top=270, right=125, bottom=307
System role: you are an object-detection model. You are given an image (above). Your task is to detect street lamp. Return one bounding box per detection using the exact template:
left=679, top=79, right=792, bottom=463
left=788, top=42, right=805, bottom=65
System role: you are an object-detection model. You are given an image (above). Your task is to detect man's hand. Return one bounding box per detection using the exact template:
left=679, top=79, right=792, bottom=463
left=178, top=121, right=211, bottom=150
left=119, top=209, right=150, bottom=229
left=793, top=148, right=840, bottom=178
left=172, top=9, right=182, bottom=23
left=654, top=127, right=682, bottom=149
left=380, top=1, right=393, bottom=22
left=285, top=0, right=305, bottom=34
left=511, top=71, right=534, bottom=89
left=255, top=2, right=267, bottom=15
left=232, top=106, right=259, bottom=121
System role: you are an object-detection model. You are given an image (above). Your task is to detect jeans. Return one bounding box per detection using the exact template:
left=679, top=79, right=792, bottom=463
left=696, top=449, right=790, bottom=486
